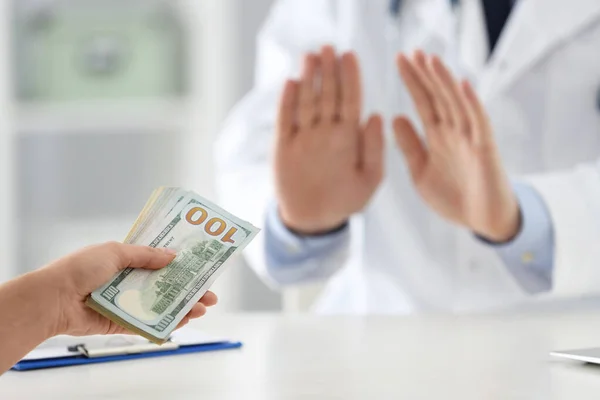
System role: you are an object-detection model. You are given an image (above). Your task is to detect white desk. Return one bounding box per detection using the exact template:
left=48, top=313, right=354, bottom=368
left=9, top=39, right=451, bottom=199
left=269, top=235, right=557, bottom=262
left=3, top=310, right=600, bottom=399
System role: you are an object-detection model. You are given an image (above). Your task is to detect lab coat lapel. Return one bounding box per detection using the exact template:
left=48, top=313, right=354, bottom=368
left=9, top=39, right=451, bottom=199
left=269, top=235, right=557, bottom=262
left=458, top=0, right=489, bottom=78
left=480, top=0, right=600, bottom=99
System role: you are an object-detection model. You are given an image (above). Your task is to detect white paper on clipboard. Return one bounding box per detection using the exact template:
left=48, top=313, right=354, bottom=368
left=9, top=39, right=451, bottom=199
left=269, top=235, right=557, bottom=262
left=20, top=328, right=229, bottom=361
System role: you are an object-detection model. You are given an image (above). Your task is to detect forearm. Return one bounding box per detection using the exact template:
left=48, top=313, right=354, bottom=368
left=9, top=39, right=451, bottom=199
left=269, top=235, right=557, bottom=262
left=0, top=270, right=55, bottom=374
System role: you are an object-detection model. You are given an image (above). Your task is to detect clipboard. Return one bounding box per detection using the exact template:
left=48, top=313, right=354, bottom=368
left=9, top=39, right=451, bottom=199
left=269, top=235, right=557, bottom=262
left=12, top=328, right=242, bottom=371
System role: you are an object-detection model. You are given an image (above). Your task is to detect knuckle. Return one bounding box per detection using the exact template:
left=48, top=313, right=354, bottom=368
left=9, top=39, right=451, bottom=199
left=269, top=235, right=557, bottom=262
left=96, top=242, right=126, bottom=265
left=321, top=102, right=335, bottom=115
left=298, top=109, right=314, bottom=122
left=103, top=241, right=126, bottom=257
left=104, top=241, right=122, bottom=250
left=344, top=101, right=359, bottom=112
left=300, top=96, right=315, bottom=109
left=322, top=85, right=334, bottom=97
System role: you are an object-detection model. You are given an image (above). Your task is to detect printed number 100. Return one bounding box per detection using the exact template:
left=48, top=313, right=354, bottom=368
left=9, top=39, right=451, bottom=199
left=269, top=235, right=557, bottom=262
left=185, top=207, right=237, bottom=244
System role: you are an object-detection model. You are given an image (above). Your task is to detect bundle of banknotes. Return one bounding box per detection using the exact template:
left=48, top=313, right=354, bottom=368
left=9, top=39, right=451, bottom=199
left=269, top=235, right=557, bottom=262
left=86, top=188, right=259, bottom=344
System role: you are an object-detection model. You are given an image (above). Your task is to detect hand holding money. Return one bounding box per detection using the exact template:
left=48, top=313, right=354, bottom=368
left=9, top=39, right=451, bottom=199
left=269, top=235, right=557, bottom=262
left=0, top=242, right=218, bottom=374
left=86, top=188, right=260, bottom=344
left=47, top=243, right=219, bottom=337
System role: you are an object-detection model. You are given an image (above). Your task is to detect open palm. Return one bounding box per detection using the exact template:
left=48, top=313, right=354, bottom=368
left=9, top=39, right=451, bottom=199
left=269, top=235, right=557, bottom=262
left=275, top=47, right=384, bottom=235
left=394, top=52, right=520, bottom=242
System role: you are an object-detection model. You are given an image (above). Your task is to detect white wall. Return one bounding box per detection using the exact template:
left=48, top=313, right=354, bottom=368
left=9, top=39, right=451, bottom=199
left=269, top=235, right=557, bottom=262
left=207, top=0, right=282, bottom=313
left=0, top=0, right=14, bottom=284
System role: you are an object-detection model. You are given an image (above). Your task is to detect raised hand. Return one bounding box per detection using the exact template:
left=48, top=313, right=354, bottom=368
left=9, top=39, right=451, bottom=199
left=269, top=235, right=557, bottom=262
left=275, top=46, right=384, bottom=235
left=394, top=51, right=520, bottom=242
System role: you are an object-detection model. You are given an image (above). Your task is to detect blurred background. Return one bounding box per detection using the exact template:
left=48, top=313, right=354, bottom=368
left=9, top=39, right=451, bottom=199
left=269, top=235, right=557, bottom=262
left=0, top=0, right=282, bottom=313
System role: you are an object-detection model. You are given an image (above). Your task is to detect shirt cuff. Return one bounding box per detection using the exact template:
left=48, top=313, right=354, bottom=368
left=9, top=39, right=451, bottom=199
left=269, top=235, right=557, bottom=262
left=477, top=183, right=555, bottom=293
left=264, top=202, right=350, bottom=268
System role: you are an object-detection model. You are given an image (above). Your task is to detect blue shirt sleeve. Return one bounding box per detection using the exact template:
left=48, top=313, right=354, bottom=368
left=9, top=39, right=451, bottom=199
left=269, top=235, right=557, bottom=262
left=264, top=202, right=350, bottom=268
left=265, top=182, right=555, bottom=294
left=478, top=183, right=555, bottom=294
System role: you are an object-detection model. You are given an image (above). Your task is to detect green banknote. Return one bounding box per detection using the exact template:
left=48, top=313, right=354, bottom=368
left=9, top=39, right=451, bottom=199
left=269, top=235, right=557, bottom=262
left=87, top=191, right=259, bottom=344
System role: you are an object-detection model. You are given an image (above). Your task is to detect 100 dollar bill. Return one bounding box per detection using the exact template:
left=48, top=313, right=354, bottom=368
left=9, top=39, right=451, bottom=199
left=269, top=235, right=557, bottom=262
left=87, top=193, right=259, bottom=344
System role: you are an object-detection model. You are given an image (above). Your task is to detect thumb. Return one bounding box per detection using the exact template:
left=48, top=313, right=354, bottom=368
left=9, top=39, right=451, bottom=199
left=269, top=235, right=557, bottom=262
left=108, top=243, right=177, bottom=271
left=393, top=116, right=428, bottom=183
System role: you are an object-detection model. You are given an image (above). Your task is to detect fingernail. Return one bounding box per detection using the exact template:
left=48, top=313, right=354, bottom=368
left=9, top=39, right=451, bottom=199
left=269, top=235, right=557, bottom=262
left=161, top=248, right=177, bottom=256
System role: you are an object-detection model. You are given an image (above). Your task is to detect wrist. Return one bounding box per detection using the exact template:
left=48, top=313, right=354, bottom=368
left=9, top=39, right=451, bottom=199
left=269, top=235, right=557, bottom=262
left=286, top=220, right=349, bottom=237
left=476, top=200, right=522, bottom=244
left=0, top=270, right=57, bottom=347
left=24, top=268, right=64, bottom=339
left=278, top=209, right=348, bottom=237
left=0, top=270, right=61, bottom=373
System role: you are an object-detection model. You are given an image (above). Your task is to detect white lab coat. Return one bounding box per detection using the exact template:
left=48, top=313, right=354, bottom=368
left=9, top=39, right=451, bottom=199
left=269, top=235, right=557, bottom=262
left=215, top=0, right=600, bottom=314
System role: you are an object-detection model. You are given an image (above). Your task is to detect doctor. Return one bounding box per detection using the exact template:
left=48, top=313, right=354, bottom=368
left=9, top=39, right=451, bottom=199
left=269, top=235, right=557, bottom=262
left=216, top=0, right=600, bottom=313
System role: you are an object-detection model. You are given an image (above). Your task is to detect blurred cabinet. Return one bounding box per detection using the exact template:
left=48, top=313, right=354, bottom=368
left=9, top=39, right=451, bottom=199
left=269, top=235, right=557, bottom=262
left=6, top=0, right=237, bottom=276
left=15, top=0, right=185, bottom=101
